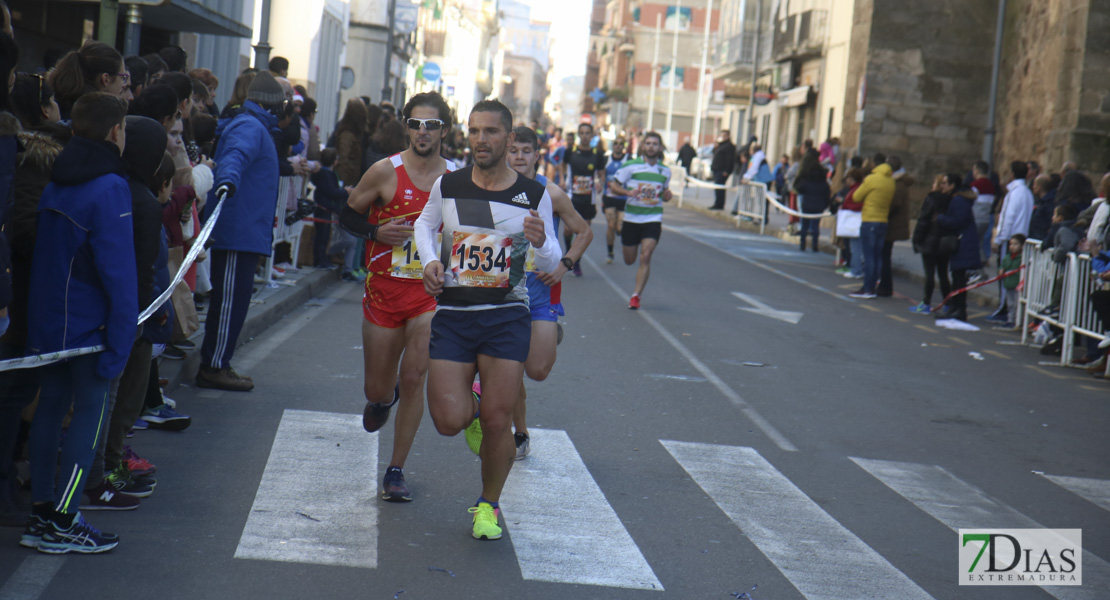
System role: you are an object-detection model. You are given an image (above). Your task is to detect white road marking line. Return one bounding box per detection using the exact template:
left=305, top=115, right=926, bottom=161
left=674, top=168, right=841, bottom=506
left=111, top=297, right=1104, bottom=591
left=500, top=429, right=663, bottom=591
left=665, top=225, right=856, bottom=302
left=0, top=556, right=66, bottom=600
left=235, top=283, right=353, bottom=373
left=585, top=254, right=798, bottom=452
left=664, top=441, right=932, bottom=599
left=235, top=409, right=379, bottom=568
left=853, top=457, right=1110, bottom=600
left=1042, top=474, right=1110, bottom=514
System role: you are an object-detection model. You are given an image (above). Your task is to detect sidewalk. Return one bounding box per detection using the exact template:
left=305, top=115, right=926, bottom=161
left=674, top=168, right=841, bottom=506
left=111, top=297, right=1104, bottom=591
left=673, top=181, right=1002, bottom=308
left=160, top=265, right=341, bottom=392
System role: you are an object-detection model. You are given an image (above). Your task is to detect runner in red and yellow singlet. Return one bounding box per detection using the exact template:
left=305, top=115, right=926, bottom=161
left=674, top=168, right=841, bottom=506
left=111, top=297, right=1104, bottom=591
left=340, top=92, right=455, bottom=503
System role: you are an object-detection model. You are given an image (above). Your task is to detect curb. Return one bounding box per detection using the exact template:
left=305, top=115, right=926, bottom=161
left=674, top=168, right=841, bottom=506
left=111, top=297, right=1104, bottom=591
left=674, top=201, right=1001, bottom=308
left=161, top=268, right=341, bottom=392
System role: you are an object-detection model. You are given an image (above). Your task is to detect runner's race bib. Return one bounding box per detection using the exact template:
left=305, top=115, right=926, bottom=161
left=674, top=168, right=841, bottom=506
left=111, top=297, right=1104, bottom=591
left=447, top=230, right=513, bottom=288
left=572, top=175, right=594, bottom=196
left=633, top=183, right=662, bottom=205
left=391, top=234, right=439, bottom=279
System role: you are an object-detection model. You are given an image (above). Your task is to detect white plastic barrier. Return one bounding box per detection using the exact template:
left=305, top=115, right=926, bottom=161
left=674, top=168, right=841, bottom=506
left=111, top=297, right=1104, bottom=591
left=263, top=175, right=306, bottom=288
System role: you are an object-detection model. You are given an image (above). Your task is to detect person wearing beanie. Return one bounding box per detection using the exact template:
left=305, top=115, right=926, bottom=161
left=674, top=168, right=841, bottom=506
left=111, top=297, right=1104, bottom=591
left=194, top=69, right=283, bottom=392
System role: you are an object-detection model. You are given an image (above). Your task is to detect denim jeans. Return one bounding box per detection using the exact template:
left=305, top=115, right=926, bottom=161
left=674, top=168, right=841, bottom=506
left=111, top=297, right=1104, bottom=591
left=860, top=222, right=887, bottom=294
left=848, top=237, right=864, bottom=277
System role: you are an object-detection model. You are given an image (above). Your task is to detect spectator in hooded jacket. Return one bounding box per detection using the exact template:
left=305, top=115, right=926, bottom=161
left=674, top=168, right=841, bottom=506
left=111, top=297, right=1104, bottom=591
left=23, top=92, right=135, bottom=554
left=194, top=71, right=284, bottom=392
left=1028, top=173, right=1058, bottom=242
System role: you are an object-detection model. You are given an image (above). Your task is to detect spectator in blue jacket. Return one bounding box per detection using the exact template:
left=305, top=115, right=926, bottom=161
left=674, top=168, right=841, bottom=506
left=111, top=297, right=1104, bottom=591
left=195, top=70, right=284, bottom=392
left=23, top=92, right=135, bottom=554
left=934, top=173, right=980, bottom=322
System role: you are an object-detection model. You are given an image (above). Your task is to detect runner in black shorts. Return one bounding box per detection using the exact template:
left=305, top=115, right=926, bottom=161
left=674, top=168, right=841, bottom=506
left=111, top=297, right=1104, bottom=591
left=414, top=100, right=562, bottom=541
left=601, top=137, right=630, bottom=263
left=561, top=122, right=607, bottom=275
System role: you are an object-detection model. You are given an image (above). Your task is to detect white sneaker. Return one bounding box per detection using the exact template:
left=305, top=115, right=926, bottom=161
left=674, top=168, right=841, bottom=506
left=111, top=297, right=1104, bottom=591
left=1099, top=334, right=1110, bottom=350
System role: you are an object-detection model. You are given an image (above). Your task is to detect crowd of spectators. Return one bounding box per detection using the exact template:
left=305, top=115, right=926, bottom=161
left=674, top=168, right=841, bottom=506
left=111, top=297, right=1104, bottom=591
left=0, top=8, right=440, bottom=550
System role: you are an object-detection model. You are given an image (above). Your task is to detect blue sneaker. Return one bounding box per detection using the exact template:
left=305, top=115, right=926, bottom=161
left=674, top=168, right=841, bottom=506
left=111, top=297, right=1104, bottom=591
left=908, top=303, right=932, bottom=314
left=142, top=404, right=191, bottom=431
left=19, top=514, right=48, bottom=548
left=132, top=418, right=149, bottom=431
left=984, top=312, right=1009, bottom=323
left=37, top=513, right=119, bottom=554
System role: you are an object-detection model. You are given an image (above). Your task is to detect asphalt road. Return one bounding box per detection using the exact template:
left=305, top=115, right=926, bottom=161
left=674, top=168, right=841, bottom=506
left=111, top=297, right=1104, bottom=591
left=2, top=206, right=1107, bottom=600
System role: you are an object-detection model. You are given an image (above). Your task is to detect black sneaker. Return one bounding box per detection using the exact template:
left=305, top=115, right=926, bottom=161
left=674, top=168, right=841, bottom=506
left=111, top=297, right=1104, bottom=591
left=381, top=467, right=412, bottom=502
left=162, top=345, right=186, bottom=360
left=107, top=465, right=154, bottom=498
left=37, top=512, right=119, bottom=554
left=514, top=432, right=530, bottom=461
left=19, top=514, right=48, bottom=548
left=362, top=384, right=399, bottom=433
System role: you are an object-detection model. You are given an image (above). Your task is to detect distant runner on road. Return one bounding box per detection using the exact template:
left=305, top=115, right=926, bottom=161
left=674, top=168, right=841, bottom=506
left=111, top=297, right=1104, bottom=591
left=608, top=131, right=672, bottom=309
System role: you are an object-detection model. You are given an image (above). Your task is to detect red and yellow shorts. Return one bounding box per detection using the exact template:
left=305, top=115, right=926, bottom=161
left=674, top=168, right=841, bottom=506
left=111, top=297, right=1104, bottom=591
left=362, top=274, right=437, bottom=328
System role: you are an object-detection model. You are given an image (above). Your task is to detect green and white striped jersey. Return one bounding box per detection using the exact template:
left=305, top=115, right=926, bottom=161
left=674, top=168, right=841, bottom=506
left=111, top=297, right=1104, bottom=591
left=614, top=158, right=671, bottom=224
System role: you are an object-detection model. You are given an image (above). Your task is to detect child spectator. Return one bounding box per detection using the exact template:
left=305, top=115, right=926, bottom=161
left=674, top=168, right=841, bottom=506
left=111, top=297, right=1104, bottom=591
left=309, top=147, right=352, bottom=269
left=23, top=92, right=136, bottom=553
left=1001, top=234, right=1026, bottom=328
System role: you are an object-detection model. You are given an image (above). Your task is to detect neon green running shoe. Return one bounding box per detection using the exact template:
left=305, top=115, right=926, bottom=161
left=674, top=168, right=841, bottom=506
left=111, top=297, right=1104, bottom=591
left=464, top=384, right=482, bottom=455
left=464, top=417, right=482, bottom=455
left=468, top=502, right=502, bottom=540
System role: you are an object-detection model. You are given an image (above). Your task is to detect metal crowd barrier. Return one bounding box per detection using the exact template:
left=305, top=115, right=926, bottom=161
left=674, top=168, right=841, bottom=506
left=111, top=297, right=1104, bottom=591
left=262, top=175, right=307, bottom=289
left=1019, top=239, right=1108, bottom=369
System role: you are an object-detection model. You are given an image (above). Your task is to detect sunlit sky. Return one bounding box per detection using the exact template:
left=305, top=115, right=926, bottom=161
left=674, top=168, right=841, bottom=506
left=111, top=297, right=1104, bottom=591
left=522, top=0, right=591, bottom=81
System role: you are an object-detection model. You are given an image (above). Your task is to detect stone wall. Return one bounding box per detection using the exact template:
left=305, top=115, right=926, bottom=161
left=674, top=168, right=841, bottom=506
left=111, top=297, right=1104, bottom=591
left=1070, top=0, right=1110, bottom=175
left=994, top=0, right=1085, bottom=174
left=853, top=0, right=997, bottom=189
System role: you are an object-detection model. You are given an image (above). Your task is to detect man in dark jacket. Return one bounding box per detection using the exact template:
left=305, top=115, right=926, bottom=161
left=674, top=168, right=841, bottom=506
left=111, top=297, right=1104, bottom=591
left=709, top=130, right=736, bottom=210
left=196, top=71, right=284, bottom=391
left=878, top=156, right=913, bottom=296
left=24, top=92, right=135, bottom=553
left=677, top=137, right=697, bottom=178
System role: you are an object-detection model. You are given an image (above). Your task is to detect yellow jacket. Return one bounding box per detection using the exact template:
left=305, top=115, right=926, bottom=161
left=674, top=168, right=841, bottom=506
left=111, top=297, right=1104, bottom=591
left=856, top=163, right=896, bottom=223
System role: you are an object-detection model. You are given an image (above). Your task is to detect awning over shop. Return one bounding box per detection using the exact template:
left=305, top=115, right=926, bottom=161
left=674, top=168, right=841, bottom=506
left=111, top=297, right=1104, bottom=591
left=48, top=0, right=251, bottom=37
left=779, top=85, right=812, bottom=108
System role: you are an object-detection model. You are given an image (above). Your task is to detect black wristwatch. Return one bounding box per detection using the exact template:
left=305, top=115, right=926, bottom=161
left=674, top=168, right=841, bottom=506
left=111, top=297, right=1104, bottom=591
left=560, top=257, right=574, bottom=270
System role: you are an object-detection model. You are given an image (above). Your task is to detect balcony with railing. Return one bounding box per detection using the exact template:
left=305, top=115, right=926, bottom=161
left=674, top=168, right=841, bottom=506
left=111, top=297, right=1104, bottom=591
left=713, top=30, right=774, bottom=81
left=771, top=9, right=827, bottom=62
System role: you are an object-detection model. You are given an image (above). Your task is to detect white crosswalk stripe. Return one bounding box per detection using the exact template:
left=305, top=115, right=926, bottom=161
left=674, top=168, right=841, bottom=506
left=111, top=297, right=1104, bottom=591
left=234, top=409, right=380, bottom=568
left=852, top=457, right=1110, bottom=600
left=500, top=428, right=663, bottom=590
left=227, top=413, right=1109, bottom=596
left=663, top=440, right=932, bottom=600
left=1042, top=473, right=1110, bottom=514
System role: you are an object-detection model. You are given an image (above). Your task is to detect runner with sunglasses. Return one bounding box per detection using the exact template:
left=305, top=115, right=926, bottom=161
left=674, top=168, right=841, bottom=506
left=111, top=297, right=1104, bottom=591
left=339, top=91, right=456, bottom=503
